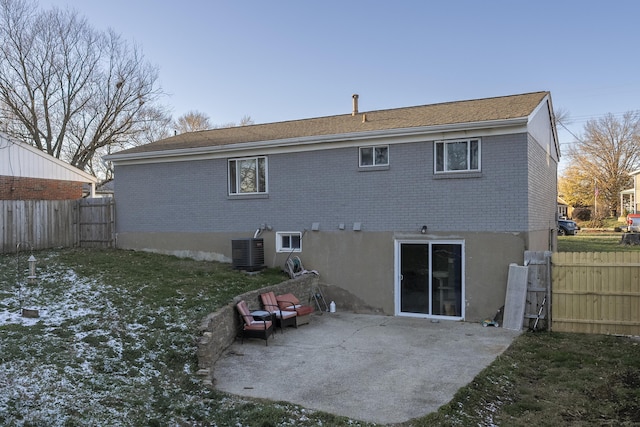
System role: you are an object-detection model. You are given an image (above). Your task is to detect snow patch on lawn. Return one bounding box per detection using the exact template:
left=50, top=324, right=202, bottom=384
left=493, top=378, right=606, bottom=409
left=0, top=252, right=366, bottom=426
left=0, top=269, right=99, bottom=326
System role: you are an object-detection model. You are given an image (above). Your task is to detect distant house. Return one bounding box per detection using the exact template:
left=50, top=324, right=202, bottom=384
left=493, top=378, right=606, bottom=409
left=620, top=169, right=640, bottom=215
left=557, top=197, right=570, bottom=219
left=0, top=132, right=97, bottom=200
left=106, top=92, right=560, bottom=322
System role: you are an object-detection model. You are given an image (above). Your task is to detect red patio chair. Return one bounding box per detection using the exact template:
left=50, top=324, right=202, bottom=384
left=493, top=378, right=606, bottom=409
left=260, top=291, right=298, bottom=332
left=236, top=300, right=274, bottom=345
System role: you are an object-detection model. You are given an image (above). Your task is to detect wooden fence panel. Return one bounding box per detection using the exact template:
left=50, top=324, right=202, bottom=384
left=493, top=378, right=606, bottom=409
left=1, top=200, right=78, bottom=253
left=552, top=252, right=640, bottom=335
left=1, top=199, right=115, bottom=253
left=78, top=198, right=114, bottom=248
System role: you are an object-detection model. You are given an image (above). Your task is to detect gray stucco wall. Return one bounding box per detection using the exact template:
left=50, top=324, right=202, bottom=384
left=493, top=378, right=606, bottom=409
left=116, top=229, right=526, bottom=321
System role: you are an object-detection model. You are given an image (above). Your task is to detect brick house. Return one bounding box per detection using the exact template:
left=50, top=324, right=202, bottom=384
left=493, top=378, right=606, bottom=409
left=0, top=132, right=97, bottom=200
left=106, top=92, right=560, bottom=322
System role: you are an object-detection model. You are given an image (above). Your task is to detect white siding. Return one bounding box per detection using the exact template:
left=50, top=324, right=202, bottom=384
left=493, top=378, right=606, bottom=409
left=528, top=96, right=560, bottom=163
left=0, top=133, right=96, bottom=183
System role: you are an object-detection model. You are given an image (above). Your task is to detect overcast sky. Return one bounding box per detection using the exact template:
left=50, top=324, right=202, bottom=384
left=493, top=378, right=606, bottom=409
left=40, top=0, right=640, bottom=163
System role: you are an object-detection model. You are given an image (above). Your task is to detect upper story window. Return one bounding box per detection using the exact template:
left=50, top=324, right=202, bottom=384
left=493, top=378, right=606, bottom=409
left=228, top=156, right=267, bottom=195
left=276, top=231, right=302, bottom=253
left=359, top=145, right=389, bottom=167
left=435, top=138, right=480, bottom=173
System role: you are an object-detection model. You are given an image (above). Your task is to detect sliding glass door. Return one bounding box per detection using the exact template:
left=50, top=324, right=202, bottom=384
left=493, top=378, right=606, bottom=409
left=396, top=240, right=464, bottom=318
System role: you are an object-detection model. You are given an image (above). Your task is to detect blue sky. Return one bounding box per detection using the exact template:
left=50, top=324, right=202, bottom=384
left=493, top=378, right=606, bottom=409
left=40, top=0, right=640, bottom=163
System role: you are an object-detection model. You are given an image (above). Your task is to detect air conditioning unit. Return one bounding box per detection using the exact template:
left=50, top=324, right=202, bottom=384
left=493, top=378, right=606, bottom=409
left=231, top=238, right=265, bottom=271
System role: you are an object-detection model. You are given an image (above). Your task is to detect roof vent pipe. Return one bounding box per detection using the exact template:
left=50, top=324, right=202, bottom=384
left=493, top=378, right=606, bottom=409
left=352, top=94, right=359, bottom=116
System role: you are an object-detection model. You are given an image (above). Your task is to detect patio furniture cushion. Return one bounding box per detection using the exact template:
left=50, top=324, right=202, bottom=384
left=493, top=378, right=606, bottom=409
left=246, top=320, right=273, bottom=330
left=273, top=310, right=297, bottom=319
left=276, top=293, right=314, bottom=317
left=236, top=299, right=255, bottom=322
left=236, top=300, right=274, bottom=345
left=260, top=291, right=297, bottom=331
left=276, top=293, right=299, bottom=308
left=261, top=292, right=295, bottom=318
left=275, top=293, right=300, bottom=310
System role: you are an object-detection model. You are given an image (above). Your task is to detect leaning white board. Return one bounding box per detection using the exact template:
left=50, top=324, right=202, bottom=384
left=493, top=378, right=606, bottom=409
left=502, top=263, right=528, bottom=330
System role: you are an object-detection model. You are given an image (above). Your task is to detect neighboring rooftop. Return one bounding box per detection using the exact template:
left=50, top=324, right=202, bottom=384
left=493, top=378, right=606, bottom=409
left=113, top=91, right=550, bottom=156
left=0, top=132, right=97, bottom=183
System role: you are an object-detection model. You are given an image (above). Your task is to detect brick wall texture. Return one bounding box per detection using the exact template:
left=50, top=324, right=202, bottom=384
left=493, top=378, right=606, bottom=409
left=527, top=134, right=558, bottom=230
left=0, top=176, right=82, bottom=200
left=115, top=133, right=537, bottom=234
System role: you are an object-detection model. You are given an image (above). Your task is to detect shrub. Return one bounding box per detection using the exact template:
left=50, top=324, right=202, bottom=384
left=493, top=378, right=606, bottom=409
left=587, top=218, right=604, bottom=228
left=572, top=208, right=591, bottom=221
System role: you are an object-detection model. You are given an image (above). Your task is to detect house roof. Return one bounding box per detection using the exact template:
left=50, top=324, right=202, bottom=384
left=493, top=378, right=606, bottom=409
left=83, top=179, right=114, bottom=196
left=0, top=132, right=97, bottom=183
left=111, top=91, right=550, bottom=158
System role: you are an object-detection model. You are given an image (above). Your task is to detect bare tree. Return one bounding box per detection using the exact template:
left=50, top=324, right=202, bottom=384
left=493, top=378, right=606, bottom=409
left=215, top=114, right=254, bottom=129
left=174, top=110, right=212, bottom=134
left=237, top=115, right=254, bottom=127
left=567, top=111, right=640, bottom=216
left=128, top=105, right=173, bottom=146
left=553, top=107, right=571, bottom=130
left=96, top=105, right=173, bottom=180
left=174, top=111, right=254, bottom=134
left=0, top=0, right=164, bottom=174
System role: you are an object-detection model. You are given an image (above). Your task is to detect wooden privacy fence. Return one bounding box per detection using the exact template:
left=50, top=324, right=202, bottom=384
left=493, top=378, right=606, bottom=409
left=0, top=198, right=114, bottom=253
left=78, top=198, right=115, bottom=248
left=552, top=252, right=640, bottom=335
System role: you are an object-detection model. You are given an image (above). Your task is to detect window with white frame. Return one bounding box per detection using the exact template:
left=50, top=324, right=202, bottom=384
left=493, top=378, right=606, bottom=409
left=228, top=156, right=268, bottom=195
left=276, top=231, right=302, bottom=253
left=359, top=145, right=389, bottom=167
left=435, top=138, right=480, bottom=173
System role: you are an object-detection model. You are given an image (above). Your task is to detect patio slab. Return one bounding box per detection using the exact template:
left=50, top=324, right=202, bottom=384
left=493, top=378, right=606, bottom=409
left=213, top=312, right=520, bottom=425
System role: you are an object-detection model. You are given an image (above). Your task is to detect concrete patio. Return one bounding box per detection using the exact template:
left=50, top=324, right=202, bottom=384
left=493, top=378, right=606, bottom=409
left=213, top=311, right=520, bottom=425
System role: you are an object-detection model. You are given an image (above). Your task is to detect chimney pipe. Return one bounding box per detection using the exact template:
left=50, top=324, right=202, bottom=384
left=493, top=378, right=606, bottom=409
left=352, top=94, right=359, bottom=116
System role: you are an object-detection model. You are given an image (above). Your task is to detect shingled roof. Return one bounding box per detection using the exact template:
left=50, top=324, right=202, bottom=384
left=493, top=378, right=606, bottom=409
left=116, top=91, right=550, bottom=156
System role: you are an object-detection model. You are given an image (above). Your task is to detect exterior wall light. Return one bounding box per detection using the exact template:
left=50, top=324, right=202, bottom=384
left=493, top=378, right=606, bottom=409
left=421, top=225, right=428, bottom=234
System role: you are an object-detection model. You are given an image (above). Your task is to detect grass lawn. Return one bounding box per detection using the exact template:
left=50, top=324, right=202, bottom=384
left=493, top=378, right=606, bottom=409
left=0, top=249, right=368, bottom=426
left=558, top=232, right=640, bottom=252
left=1, top=248, right=639, bottom=426
left=411, top=332, right=640, bottom=426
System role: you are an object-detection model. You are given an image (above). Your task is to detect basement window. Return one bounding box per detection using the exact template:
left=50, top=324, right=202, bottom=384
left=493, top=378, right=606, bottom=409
left=276, top=232, right=302, bottom=253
